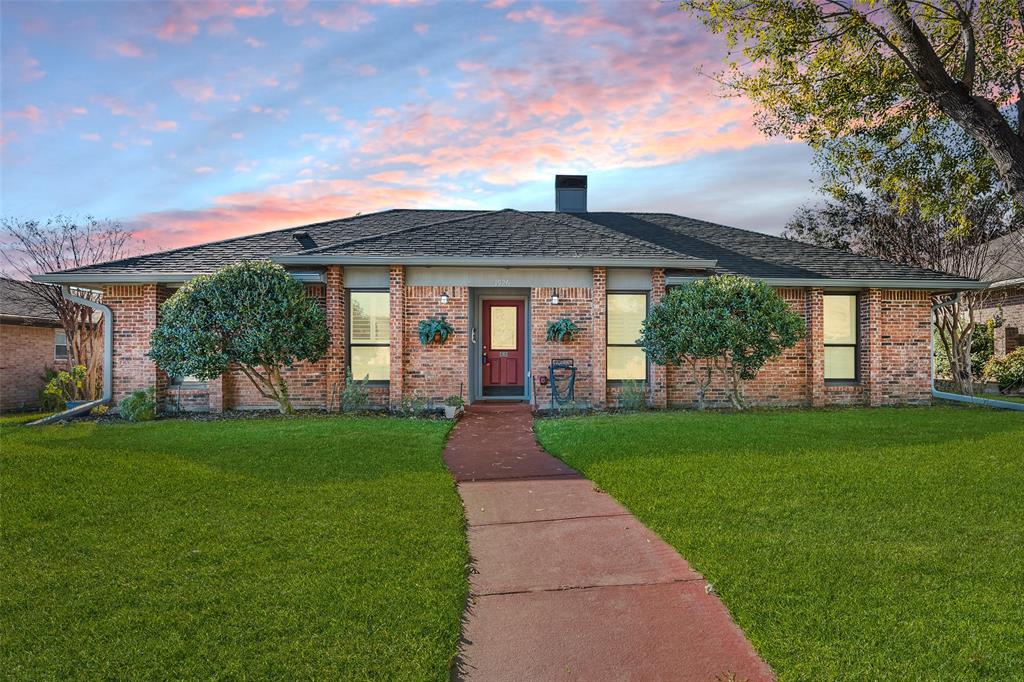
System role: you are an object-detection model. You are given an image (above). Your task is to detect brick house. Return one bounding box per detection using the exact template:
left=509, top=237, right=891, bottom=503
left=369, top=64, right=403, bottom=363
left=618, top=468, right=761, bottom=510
left=35, top=176, right=985, bottom=413
left=975, top=232, right=1024, bottom=357
left=0, top=277, right=68, bottom=412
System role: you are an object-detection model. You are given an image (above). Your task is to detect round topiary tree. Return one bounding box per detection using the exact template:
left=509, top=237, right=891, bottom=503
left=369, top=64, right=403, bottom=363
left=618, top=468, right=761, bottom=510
left=148, top=261, right=329, bottom=414
left=639, top=275, right=806, bottom=410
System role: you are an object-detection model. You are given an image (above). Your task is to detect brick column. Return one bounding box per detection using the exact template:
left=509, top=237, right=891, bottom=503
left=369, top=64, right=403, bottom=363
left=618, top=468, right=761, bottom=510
left=325, top=265, right=346, bottom=411
left=104, top=284, right=170, bottom=408
left=591, top=267, right=607, bottom=409
left=649, top=268, right=667, bottom=409
left=207, top=374, right=228, bottom=413
left=807, top=288, right=825, bottom=407
left=863, top=289, right=883, bottom=406
left=388, top=265, right=405, bottom=409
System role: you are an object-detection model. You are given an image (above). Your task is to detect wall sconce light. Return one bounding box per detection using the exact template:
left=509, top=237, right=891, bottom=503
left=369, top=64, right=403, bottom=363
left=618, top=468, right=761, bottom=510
left=550, top=288, right=560, bottom=305
left=440, top=291, right=449, bottom=305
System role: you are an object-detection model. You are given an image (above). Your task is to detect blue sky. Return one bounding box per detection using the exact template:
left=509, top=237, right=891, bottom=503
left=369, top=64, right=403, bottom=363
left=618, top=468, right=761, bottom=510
left=1, top=0, right=818, bottom=252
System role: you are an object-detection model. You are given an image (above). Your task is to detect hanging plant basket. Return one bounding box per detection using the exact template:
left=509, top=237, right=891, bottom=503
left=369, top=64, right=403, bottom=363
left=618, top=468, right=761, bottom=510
left=419, top=317, right=455, bottom=345
left=546, top=318, right=580, bottom=343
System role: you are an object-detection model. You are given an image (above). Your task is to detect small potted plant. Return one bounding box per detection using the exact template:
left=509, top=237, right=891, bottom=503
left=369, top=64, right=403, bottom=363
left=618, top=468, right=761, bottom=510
left=419, top=317, right=455, bottom=345
left=546, top=318, right=580, bottom=343
left=44, top=364, right=89, bottom=410
left=443, top=395, right=465, bottom=419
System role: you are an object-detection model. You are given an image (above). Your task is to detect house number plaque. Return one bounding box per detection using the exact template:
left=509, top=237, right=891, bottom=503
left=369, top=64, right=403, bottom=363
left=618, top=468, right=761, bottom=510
left=494, top=279, right=511, bottom=286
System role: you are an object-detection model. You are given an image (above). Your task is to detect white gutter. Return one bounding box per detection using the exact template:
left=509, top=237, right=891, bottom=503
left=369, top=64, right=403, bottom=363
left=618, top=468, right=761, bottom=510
left=987, top=276, right=1024, bottom=290
left=27, top=286, right=114, bottom=426
left=271, top=255, right=718, bottom=269
left=32, top=270, right=327, bottom=285
left=931, top=293, right=1024, bottom=411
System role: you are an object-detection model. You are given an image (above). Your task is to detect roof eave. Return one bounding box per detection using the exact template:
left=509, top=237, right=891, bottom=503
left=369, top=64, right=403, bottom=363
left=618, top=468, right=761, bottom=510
left=665, top=275, right=988, bottom=290
left=31, top=270, right=327, bottom=285
left=271, top=255, right=717, bottom=269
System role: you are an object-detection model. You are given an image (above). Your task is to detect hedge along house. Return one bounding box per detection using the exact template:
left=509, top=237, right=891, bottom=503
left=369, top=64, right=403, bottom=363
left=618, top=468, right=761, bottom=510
left=34, top=176, right=986, bottom=413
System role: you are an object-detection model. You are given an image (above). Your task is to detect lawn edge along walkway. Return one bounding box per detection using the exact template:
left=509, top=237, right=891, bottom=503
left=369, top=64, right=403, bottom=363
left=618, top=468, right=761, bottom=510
left=443, top=403, right=773, bottom=682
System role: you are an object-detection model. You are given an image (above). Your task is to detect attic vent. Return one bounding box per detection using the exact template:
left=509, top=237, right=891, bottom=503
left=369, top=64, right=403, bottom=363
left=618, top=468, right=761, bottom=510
left=555, top=174, right=587, bottom=213
left=292, top=230, right=316, bottom=249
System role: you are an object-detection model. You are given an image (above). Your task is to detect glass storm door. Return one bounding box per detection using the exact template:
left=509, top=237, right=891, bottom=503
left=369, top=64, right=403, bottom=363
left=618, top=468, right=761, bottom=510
left=481, top=299, right=525, bottom=396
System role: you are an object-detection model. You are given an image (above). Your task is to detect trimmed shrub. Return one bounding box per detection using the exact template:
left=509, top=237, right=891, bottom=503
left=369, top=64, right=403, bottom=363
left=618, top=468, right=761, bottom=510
left=983, top=348, right=1024, bottom=393
left=119, top=386, right=156, bottom=422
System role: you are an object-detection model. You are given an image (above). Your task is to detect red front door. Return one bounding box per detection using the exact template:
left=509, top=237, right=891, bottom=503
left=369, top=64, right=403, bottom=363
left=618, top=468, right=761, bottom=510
left=482, top=299, right=525, bottom=395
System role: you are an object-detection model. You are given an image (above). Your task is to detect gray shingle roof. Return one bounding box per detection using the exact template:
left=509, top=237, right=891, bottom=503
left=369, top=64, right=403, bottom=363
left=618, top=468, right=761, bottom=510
left=298, top=209, right=692, bottom=261
left=39, top=208, right=981, bottom=287
left=0, top=277, right=61, bottom=323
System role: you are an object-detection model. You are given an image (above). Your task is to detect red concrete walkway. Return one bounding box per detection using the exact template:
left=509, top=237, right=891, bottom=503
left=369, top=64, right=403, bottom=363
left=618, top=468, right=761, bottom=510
left=445, top=404, right=774, bottom=681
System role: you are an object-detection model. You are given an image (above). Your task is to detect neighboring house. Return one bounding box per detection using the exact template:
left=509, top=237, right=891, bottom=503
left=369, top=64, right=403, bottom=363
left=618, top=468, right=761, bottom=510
left=0, top=277, right=68, bottom=412
left=975, top=232, right=1024, bottom=356
left=35, top=176, right=984, bottom=413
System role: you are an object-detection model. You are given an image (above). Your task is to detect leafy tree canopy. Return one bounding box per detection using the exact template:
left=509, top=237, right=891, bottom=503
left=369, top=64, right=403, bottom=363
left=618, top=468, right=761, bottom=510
left=639, top=275, right=806, bottom=408
left=682, top=0, right=1024, bottom=220
left=148, top=261, right=329, bottom=414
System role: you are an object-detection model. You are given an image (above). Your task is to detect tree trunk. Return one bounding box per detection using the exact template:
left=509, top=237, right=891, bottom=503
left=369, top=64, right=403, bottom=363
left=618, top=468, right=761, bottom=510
left=886, top=4, right=1024, bottom=209
left=268, top=366, right=296, bottom=415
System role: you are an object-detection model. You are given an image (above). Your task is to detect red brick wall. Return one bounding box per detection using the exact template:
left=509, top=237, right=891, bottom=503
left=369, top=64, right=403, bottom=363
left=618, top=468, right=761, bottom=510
left=666, top=288, right=810, bottom=408
left=99, top=272, right=937, bottom=413
left=872, top=289, right=932, bottom=405
left=977, top=286, right=1024, bottom=356
left=0, top=323, right=67, bottom=412
left=402, top=285, right=470, bottom=403
left=530, top=287, right=594, bottom=408
left=103, top=284, right=170, bottom=406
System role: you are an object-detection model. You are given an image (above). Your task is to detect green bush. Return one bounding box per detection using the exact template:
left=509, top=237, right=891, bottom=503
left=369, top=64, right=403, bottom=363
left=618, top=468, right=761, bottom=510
left=119, top=386, right=157, bottom=422
left=983, top=348, right=1024, bottom=393
left=934, top=318, right=995, bottom=380
left=43, top=365, right=88, bottom=405
left=341, top=368, right=370, bottom=413
left=148, top=261, right=329, bottom=414
left=639, top=275, right=805, bottom=409
left=443, top=395, right=465, bottom=407
left=616, top=380, right=648, bottom=411
left=38, top=368, right=63, bottom=411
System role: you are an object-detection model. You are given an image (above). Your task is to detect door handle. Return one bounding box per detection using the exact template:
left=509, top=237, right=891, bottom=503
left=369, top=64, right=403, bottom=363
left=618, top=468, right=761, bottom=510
left=482, top=353, right=488, bottom=365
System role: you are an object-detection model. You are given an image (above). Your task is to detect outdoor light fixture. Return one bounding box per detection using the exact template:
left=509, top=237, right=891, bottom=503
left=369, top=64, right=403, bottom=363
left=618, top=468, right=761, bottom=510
left=440, top=291, right=449, bottom=305
left=550, top=288, right=560, bottom=305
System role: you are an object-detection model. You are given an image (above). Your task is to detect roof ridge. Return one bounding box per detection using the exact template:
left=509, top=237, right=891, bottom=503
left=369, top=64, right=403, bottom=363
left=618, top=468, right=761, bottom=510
left=294, top=209, right=503, bottom=255
left=49, top=208, right=407, bottom=275
left=529, top=211, right=685, bottom=258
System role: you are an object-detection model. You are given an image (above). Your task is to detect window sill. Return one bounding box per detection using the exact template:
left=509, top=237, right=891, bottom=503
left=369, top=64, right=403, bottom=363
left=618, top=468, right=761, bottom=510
left=825, top=380, right=860, bottom=387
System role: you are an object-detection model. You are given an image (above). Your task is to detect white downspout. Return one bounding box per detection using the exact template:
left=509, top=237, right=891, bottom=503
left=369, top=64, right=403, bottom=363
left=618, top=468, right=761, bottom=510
left=931, top=293, right=1024, bottom=411
left=27, top=286, right=114, bottom=425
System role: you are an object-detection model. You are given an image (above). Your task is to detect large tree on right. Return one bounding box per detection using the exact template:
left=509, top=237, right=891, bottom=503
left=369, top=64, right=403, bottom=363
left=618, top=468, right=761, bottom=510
left=682, top=0, right=1024, bottom=214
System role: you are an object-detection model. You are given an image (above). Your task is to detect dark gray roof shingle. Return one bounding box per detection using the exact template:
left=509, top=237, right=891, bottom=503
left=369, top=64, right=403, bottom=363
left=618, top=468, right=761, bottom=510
left=41, top=208, right=980, bottom=286
left=1, top=277, right=61, bottom=322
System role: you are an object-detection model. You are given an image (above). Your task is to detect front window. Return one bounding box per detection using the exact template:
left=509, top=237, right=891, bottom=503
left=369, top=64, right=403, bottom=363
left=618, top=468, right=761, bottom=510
left=824, top=294, right=858, bottom=381
left=607, top=293, right=647, bottom=381
left=54, top=330, right=68, bottom=360
left=349, top=290, right=390, bottom=382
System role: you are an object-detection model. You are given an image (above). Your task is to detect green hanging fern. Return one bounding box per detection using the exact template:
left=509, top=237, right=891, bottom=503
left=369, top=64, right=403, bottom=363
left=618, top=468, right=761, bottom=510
left=546, top=318, right=580, bottom=342
left=418, top=317, right=455, bottom=345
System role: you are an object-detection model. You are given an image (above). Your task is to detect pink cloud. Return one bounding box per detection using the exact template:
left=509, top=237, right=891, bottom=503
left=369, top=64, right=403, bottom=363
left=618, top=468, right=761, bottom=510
left=9, top=50, right=46, bottom=82
left=244, top=36, right=266, bottom=47
left=146, top=120, right=178, bottom=132
left=313, top=5, right=374, bottom=32
left=5, top=105, right=44, bottom=125
left=414, top=23, right=429, bottom=34
left=80, top=132, right=101, bottom=141
left=111, top=40, right=145, bottom=58
left=194, top=166, right=216, bottom=174
left=172, top=79, right=240, bottom=103
left=153, top=1, right=275, bottom=42
left=131, top=179, right=439, bottom=248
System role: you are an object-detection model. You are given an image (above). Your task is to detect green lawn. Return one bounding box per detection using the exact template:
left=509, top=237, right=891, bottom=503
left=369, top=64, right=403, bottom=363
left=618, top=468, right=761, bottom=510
left=1, top=415, right=467, bottom=680
left=536, top=406, right=1024, bottom=681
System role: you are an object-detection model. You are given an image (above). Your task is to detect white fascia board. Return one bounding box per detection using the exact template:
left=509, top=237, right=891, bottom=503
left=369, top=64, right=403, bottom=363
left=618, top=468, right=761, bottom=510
left=665, top=275, right=989, bottom=290
left=32, top=270, right=326, bottom=285
left=271, top=255, right=718, bottom=269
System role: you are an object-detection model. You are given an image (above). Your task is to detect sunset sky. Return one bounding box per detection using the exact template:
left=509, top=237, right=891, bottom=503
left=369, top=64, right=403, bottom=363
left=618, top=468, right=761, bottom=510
left=1, top=0, right=818, bottom=253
